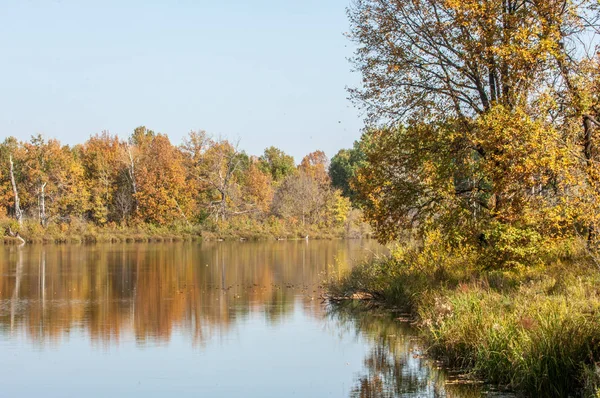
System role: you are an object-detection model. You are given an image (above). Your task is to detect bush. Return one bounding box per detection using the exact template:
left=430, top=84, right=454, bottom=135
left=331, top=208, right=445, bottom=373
left=478, top=222, right=544, bottom=269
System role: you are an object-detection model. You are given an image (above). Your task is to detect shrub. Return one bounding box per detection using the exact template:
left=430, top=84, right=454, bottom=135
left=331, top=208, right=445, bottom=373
left=478, top=222, right=544, bottom=269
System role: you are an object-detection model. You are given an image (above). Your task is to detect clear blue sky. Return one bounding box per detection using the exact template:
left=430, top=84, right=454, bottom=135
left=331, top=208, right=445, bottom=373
left=0, top=0, right=362, bottom=162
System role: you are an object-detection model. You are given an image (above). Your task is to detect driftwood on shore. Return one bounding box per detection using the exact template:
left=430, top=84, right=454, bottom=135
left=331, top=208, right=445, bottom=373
left=6, top=227, right=26, bottom=245
left=321, top=291, right=376, bottom=301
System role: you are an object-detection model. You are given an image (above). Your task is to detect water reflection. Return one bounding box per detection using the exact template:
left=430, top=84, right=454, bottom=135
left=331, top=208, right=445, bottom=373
left=329, top=304, right=508, bottom=398
left=0, top=241, right=373, bottom=346
left=0, top=241, right=500, bottom=397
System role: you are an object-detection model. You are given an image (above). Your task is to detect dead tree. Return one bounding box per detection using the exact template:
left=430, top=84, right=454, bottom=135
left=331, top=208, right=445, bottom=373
left=9, top=155, right=22, bottom=225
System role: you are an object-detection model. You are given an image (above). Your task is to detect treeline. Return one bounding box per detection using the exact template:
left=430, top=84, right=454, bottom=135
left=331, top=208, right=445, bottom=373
left=0, top=128, right=367, bottom=240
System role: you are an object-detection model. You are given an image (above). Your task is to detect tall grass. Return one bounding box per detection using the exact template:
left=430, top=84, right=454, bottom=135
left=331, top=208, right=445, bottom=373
left=420, top=276, right=600, bottom=396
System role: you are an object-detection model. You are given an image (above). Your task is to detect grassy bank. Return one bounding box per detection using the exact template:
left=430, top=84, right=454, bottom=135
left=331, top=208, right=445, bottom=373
left=1, top=218, right=202, bottom=244
left=326, top=236, right=600, bottom=397
left=1, top=216, right=372, bottom=244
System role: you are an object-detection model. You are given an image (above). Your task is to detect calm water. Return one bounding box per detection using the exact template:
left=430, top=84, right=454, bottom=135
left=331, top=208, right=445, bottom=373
left=0, top=241, right=485, bottom=398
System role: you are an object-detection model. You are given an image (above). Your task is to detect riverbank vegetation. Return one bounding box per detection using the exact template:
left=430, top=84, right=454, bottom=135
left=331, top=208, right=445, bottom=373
left=327, top=0, right=600, bottom=396
left=327, top=236, right=600, bottom=396
left=0, top=131, right=370, bottom=243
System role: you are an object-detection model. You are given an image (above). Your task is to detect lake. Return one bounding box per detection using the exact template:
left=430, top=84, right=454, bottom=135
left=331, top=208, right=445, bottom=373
left=0, top=240, right=488, bottom=397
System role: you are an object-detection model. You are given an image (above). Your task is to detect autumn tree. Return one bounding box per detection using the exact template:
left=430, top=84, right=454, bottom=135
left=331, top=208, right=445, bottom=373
left=550, top=13, right=600, bottom=243
left=186, top=135, right=249, bottom=222
left=52, top=144, right=88, bottom=220
left=0, top=129, right=362, bottom=235
left=180, top=130, right=211, bottom=222
left=80, top=132, right=122, bottom=224
left=325, top=190, right=352, bottom=229
left=272, top=170, right=327, bottom=225
left=19, top=135, right=87, bottom=226
left=242, top=162, right=274, bottom=214
left=0, top=137, right=23, bottom=223
left=299, top=150, right=329, bottom=187
left=132, top=132, right=192, bottom=225
left=348, top=0, right=575, bottom=123
left=347, top=0, right=596, bottom=258
left=117, top=126, right=156, bottom=220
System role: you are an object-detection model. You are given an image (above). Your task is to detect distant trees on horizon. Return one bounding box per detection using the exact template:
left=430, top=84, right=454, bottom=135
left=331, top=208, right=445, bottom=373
left=0, top=128, right=359, bottom=234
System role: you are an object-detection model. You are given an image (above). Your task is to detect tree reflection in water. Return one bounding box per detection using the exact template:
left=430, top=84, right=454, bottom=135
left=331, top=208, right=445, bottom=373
left=0, top=241, right=384, bottom=347
left=328, top=303, right=492, bottom=398
left=0, top=241, right=516, bottom=397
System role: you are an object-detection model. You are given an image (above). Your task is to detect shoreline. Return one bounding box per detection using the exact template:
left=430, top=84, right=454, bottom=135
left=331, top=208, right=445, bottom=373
left=325, top=248, right=600, bottom=397
left=2, top=231, right=373, bottom=245
left=1, top=217, right=373, bottom=245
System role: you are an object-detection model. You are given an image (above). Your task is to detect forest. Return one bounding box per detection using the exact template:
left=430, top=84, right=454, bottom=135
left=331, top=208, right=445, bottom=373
left=0, top=129, right=368, bottom=242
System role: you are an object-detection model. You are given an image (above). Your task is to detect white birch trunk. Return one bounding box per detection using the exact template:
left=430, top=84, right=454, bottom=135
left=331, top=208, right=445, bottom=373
left=9, top=155, right=22, bottom=225
left=39, top=182, right=47, bottom=227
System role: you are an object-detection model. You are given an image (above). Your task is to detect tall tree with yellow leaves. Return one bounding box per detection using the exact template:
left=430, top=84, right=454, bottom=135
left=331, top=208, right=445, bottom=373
left=134, top=133, right=192, bottom=225
left=80, top=132, right=122, bottom=224
left=348, top=0, right=596, bottom=259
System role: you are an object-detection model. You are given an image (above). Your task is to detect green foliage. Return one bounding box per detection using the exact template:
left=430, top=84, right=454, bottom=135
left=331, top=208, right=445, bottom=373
left=258, top=146, right=296, bottom=183
left=420, top=272, right=600, bottom=397
left=328, top=140, right=365, bottom=204
left=478, top=222, right=544, bottom=269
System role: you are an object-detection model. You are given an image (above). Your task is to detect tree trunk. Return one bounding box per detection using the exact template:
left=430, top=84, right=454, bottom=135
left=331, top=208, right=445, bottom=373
left=216, top=190, right=227, bottom=222
left=584, top=116, right=596, bottom=244
left=127, top=144, right=138, bottom=212
left=9, top=155, right=23, bottom=225
left=584, top=116, right=593, bottom=167
left=220, top=198, right=226, bottom=222
left=39, top=182, right=47, bottom=227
